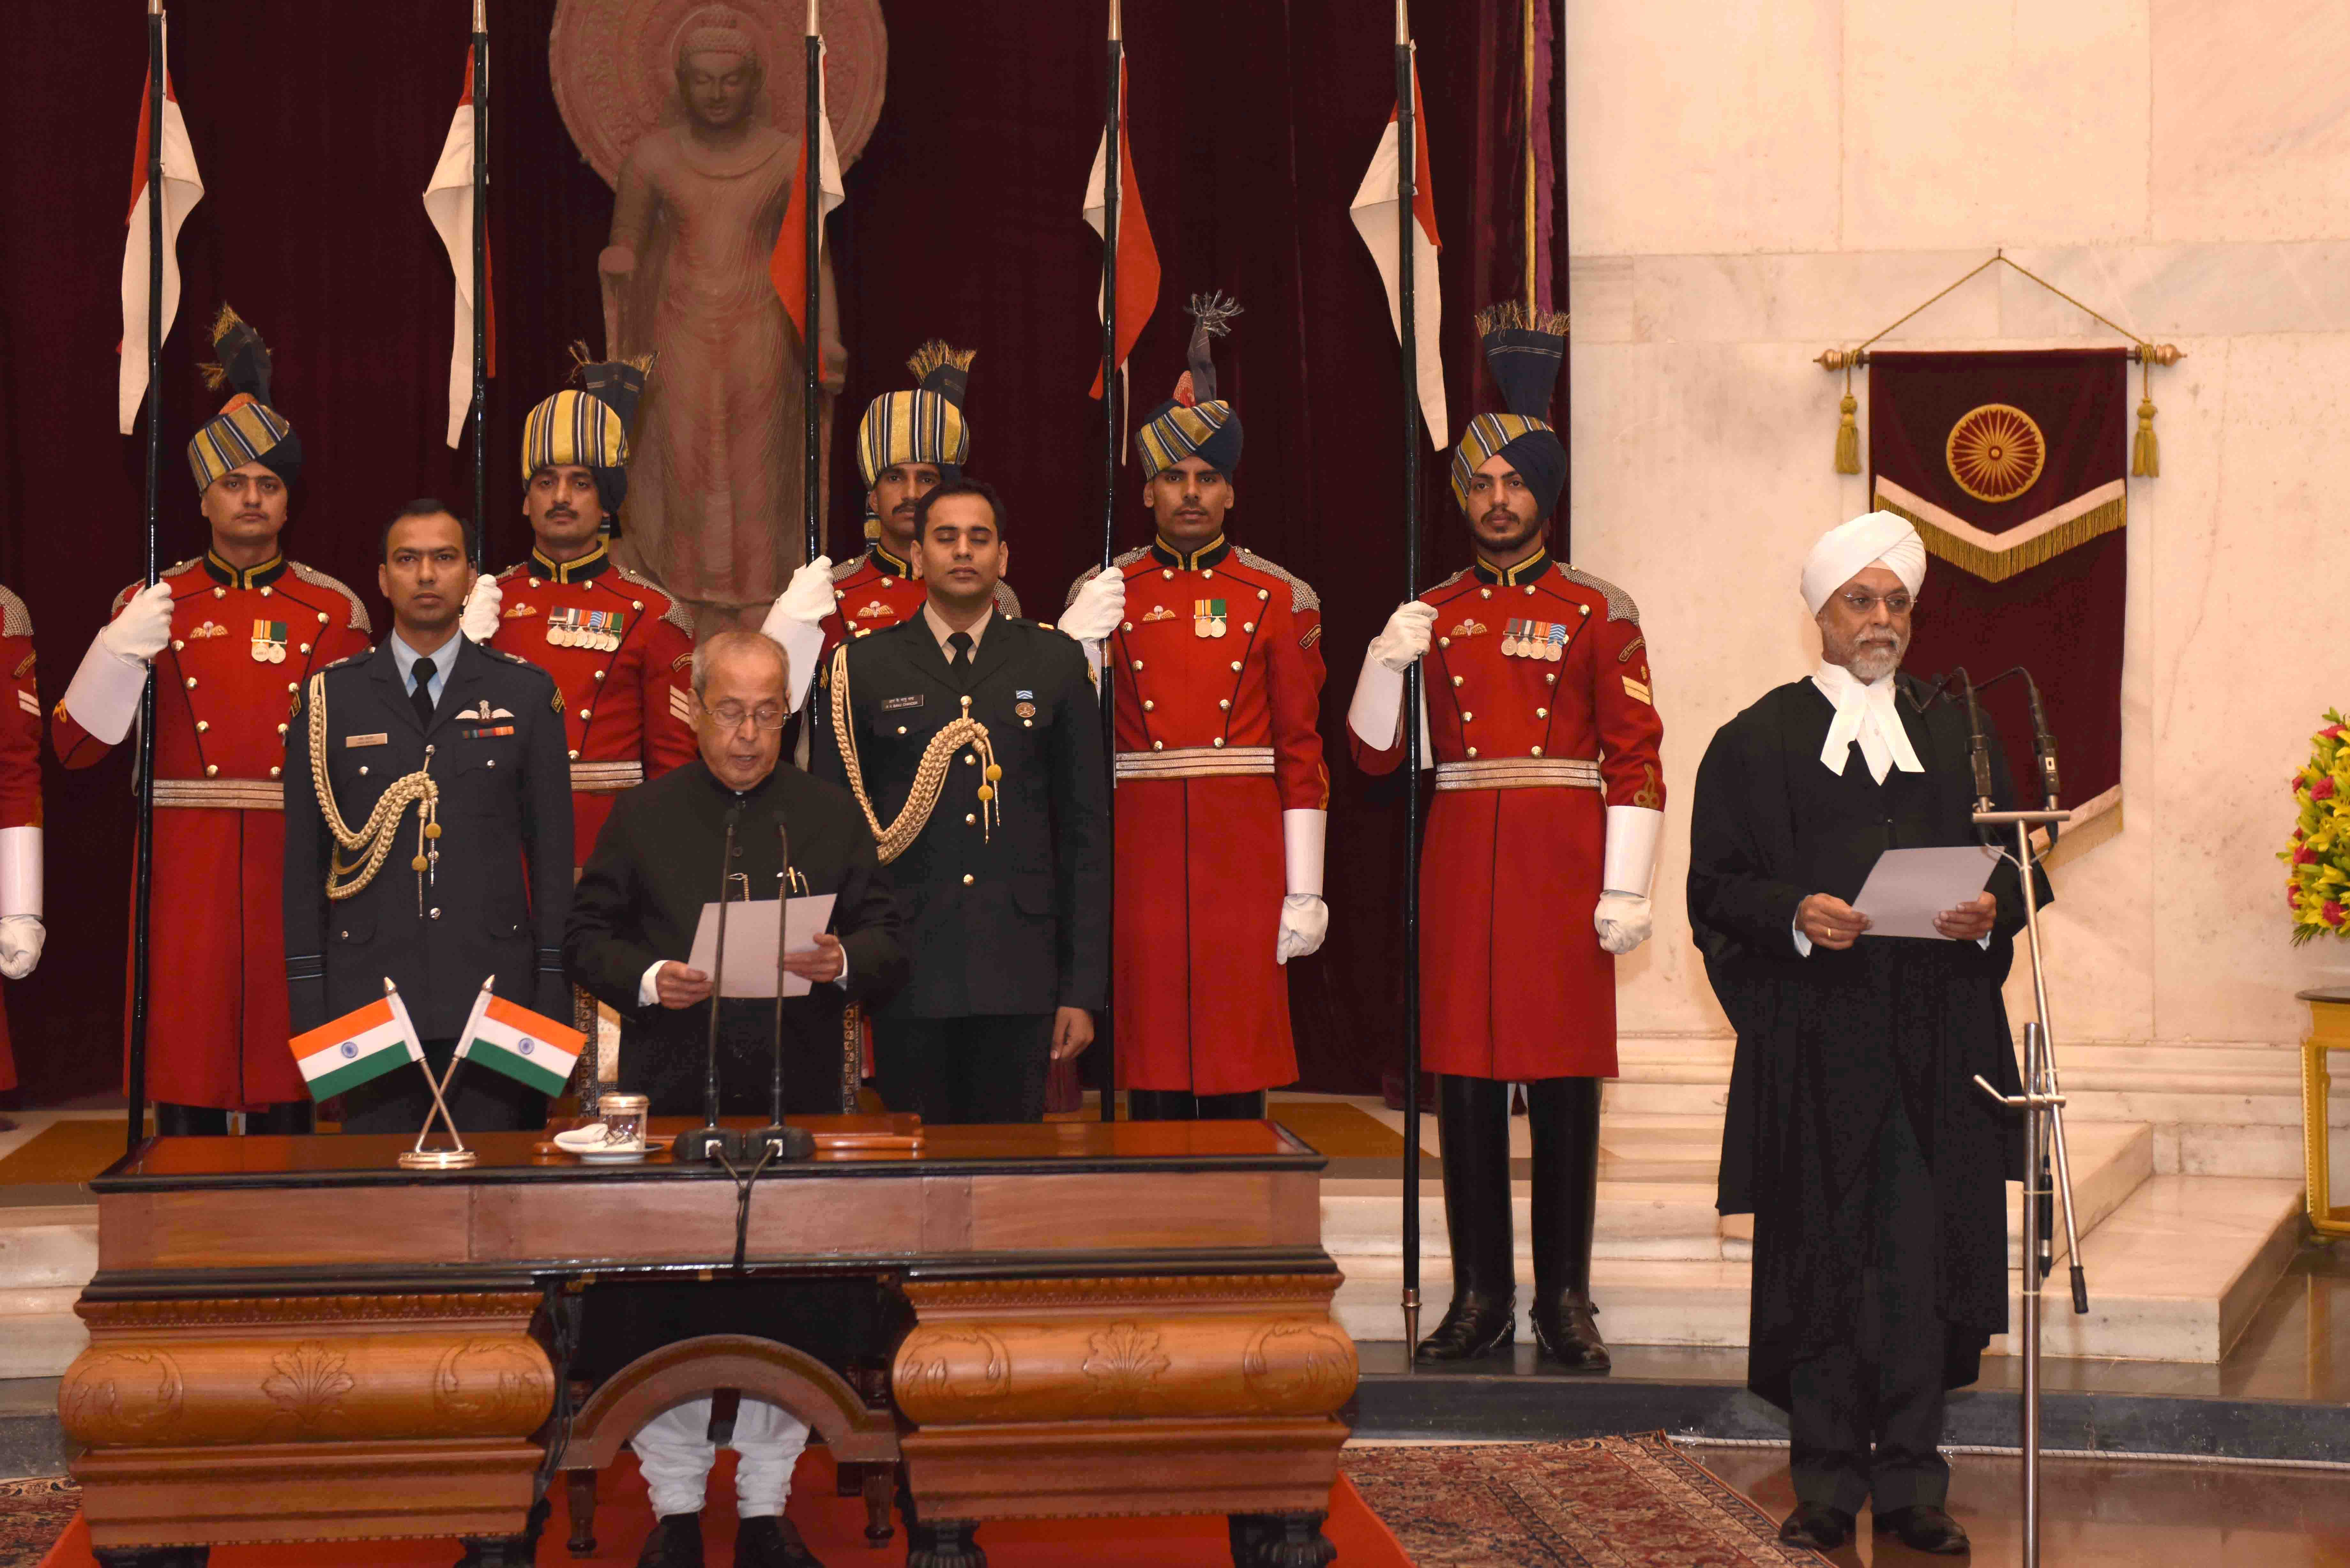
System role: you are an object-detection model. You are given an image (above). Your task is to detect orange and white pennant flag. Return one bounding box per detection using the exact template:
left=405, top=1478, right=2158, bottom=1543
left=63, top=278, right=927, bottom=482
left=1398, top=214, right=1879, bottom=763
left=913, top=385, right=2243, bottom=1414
left=423, top=46, right=497, bottom=448
left=117, top=23, right=204, bottom=435
left=1348, top=18, right=1446, bottom=447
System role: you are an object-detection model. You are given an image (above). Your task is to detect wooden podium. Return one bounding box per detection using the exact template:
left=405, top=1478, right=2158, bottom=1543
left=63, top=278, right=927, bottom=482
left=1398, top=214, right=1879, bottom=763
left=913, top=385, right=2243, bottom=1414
left=57, top=1118, right=1355, bottom=1567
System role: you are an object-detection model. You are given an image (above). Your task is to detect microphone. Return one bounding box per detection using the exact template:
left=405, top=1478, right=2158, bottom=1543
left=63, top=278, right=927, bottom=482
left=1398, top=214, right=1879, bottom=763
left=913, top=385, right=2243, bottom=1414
left=678, top=804, right=745, bottom=1164
left=755, top=815, right=814, bottom=1161
left=1947, top=666, right=1997, bottom=814
left=2018, top=667, right=2062, bottom=848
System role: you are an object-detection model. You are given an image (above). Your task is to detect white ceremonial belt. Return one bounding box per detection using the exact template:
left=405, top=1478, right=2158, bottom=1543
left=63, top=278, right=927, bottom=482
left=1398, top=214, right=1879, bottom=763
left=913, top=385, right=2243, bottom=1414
left=570, top=760, right=645, bottom=793
left=1434, top=757, right=1602, bottom=793
left=1114, top=745, right=1276, bottom=782
left=152, top=777, right=284, bottom=811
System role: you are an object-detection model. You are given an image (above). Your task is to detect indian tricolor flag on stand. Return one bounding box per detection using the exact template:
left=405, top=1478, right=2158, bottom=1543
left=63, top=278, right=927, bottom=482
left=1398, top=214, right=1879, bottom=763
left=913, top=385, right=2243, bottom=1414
left=289, top=991, right=424, bottom=1102
left=453, top=979, right=584, bottom=1097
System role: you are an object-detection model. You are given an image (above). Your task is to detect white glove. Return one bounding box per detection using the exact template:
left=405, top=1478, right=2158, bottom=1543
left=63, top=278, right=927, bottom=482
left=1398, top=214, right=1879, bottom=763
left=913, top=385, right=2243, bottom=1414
left=1594, top=893, right=1652, bottom=955
left=101, top=580, right=175, bottom=664
left=1061, top=570, right=1127, bottom=644
left=1277, top=896, right=1328, bottom=964
left=0, top=916, right=42, bottom=980
left=1368, top=600, right=1437, bottom=672
left=460, top=575, right=504, bottom=642
left=764, top=556, right=838, bottom=633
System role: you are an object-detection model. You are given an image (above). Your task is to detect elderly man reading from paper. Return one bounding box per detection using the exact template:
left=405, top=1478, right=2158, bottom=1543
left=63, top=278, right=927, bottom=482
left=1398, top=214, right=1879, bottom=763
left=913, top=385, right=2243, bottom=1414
left=563, top=628, right=905, bottom=1568
left=1686, top=512, right=2047, bottom=1558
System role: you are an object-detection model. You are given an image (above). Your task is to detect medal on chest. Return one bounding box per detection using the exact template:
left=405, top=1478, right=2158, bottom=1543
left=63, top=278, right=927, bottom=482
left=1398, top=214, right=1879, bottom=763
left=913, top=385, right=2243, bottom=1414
left=249, top=619, right=288, bottom=664
left=548, top=607, right=626, bottom=651
left=1501, top=618, right=1567, bottom=662
left=1193, top=598, right=1228, bottom=638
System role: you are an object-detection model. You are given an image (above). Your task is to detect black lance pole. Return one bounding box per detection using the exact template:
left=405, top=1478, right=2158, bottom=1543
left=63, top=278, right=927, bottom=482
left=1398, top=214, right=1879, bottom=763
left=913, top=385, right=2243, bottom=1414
left=127, top=0, right=165, bottom=1155
left=802, top=3, right=822, bottom=569
left=1395, top=10, right=1425, bottom=1361
left=1095, top=1, right=1122, bottom=1123
left=470, top=0, right=488, bottom=566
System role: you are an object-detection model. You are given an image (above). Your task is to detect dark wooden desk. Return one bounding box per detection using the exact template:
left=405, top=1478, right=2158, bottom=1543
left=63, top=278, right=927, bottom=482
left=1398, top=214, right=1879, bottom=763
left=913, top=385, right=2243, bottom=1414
left=60, top=1120, right=1355, bottom=1567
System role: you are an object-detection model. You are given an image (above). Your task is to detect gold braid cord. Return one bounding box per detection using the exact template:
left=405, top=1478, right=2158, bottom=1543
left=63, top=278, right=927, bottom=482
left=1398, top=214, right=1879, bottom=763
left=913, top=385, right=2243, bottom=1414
left=828, top=643, right=999, bottom=864
left=305, top=672, right=442, bottom=901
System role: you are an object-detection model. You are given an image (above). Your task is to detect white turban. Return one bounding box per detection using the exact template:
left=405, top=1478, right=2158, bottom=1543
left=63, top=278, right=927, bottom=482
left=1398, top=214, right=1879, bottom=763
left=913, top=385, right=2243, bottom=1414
left=1800, top=510, right=1927, bottom=615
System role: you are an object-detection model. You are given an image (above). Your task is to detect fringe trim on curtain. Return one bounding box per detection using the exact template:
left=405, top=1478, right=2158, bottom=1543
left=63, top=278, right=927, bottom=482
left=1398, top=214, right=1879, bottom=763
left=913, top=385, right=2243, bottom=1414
left=1874, top=492, right=2126, bottom=584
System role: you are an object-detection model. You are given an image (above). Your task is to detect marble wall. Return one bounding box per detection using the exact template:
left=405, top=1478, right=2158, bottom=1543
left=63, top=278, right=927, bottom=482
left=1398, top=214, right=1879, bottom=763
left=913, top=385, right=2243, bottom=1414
left=1570, top=1, right=2350, bottom=1066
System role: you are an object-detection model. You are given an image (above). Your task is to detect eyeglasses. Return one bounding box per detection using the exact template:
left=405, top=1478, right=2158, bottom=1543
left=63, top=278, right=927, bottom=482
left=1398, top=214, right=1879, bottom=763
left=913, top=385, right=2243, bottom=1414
left=704, top=702, right=786, bottom=732
left=1837, top=590, right=1915, bottom=617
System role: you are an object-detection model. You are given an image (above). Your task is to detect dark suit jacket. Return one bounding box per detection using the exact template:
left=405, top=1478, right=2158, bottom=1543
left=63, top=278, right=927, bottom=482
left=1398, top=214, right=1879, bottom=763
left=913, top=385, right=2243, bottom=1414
left=809, top=611, right=1110, bottom=1018
left=564, top=757, right=908, bottom=1116
left=284, top=634, right=573, bottom=1039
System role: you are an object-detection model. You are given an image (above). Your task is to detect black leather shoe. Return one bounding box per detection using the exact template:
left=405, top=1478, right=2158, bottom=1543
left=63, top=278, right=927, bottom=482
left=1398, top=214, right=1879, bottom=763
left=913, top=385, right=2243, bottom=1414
left=637, top=1512, right=705, bottom=1568
left=1875, top=1503, right=1970, bottom=1554
left=735, top=1515, right=825, bottom=1568
left=1778, top=1502, right=1855, bottom=1550
left=1413, top=1293, right=1516, bottom=1361
left=1529, top=1291, right=1610, bottom=1372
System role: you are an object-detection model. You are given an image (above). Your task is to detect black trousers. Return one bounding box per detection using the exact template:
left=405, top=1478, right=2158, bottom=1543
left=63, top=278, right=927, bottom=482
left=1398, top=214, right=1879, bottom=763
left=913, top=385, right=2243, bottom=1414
left=154, top=1102, right=313, bottom=1137
left=1127, top=1089, right=1265, bottom=1121
left=873, top=1014, right=1053, bottom=1125
left=335, top=1037, right=546, bottom=1135
left=1788, top=1101, right=1951, bottom=1514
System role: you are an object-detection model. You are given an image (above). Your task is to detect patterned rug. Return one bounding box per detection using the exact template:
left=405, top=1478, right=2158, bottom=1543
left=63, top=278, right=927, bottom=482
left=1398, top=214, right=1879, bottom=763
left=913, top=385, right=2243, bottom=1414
left=1343, top=1433, right=1829, bottom=1567
left=0, top=1478, right=78, bottom=1568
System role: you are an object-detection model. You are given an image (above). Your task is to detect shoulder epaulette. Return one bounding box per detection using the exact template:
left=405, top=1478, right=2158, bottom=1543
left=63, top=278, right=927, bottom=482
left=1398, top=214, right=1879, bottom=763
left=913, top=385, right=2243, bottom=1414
left=494, top=563, right=526, bottom=584
left=1423, top=567, right=1475, bottom=602
left=993, top=579, right=1024, bottom=619
left=829, top=555, right=867, bottom=583
left=117, top=558, right=203, bottom=614
left=289, top=561, right=373, bottom=634
left=0, top=584, right=29, bottom=640
left=1232, top=547, right=1319, bottom=615
left=1555, top=562, right=1639, bottom=626
left=1065, top=546, right=1149, bottom=607
left=613, top=560, right=695, bottom=637
left=481, top=644, right=536, bottom=667
left=318, top=649, right=371, bottom=673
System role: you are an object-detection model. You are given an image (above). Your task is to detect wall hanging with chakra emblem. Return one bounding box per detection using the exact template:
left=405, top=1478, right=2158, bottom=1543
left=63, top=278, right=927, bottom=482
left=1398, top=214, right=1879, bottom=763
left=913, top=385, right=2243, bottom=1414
left=1811, top=254, right=2186, bottom=850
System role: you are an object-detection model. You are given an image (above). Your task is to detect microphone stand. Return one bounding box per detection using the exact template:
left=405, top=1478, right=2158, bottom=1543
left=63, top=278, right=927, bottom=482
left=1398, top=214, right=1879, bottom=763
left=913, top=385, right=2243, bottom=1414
left=678, top=807, right=743, bottom=1163
left=1927, top=665, right=2085, bottom=1568
left=756, top=818, right=814, bottom=1160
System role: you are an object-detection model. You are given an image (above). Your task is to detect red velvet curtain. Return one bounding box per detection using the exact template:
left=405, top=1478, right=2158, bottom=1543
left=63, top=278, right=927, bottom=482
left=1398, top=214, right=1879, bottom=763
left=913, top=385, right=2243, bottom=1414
left=0, top=0, right=1560, bottom=1105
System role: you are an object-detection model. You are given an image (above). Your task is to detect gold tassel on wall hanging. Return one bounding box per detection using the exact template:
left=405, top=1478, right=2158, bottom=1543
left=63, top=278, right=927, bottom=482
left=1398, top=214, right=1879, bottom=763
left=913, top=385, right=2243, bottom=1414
left=1835, top=368, right=1861, bottom=475
left=2132, top=356, right=2160, bottom=477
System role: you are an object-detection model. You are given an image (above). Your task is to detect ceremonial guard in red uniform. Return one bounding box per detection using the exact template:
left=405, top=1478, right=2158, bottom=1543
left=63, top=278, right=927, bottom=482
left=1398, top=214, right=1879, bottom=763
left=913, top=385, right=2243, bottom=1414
left=1063, top=295, right=1329, bottom=1116
left=0, top=582, right=42, bottom=1101
left=1350, top=306, right=1665, bottom=1369
left=55, top=309, right=372, bottom=1133
left=461, top=353, right=696, bottom=864
left=765, top=342, right=1019, bottom=715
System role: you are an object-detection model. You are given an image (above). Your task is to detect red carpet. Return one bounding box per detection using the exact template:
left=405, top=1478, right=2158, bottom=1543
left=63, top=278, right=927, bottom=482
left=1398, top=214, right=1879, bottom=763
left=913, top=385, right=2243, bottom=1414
left=39, top=1446, right=1411, bottom=1567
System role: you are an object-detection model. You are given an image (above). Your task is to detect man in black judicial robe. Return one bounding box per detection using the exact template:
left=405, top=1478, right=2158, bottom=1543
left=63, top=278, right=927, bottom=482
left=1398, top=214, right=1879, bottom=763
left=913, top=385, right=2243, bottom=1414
left=1688, top=512, right=2046, bottom=1557
left=565, top=629, right=907, bottom=1119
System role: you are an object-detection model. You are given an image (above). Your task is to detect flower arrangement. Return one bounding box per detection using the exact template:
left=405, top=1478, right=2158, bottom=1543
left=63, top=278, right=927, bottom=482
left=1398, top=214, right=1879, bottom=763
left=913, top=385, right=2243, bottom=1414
left=2283, top=709, right=2350, bottom=943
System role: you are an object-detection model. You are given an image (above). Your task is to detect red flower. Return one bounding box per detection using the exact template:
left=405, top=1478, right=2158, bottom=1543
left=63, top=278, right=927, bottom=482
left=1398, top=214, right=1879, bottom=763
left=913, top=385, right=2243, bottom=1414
left=2328, top=901, right=2347, bottom=928
left=2324, top=726, right=2346, bottom=739
left=2317, top=778, right=2339, bottom=802
left=2297, top=845, right=2318, bottom=864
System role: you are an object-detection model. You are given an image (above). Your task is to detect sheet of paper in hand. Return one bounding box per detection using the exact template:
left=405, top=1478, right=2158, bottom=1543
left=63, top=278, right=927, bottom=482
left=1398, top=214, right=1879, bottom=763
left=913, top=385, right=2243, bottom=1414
left=686, top=894, right=839, bottom=997
left=1852, top=845, right=2000, bottom=940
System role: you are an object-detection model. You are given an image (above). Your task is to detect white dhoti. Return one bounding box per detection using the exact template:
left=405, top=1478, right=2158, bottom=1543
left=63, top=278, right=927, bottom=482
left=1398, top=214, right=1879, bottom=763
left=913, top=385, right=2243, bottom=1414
left=629, top=1397, right=811, bottom=1519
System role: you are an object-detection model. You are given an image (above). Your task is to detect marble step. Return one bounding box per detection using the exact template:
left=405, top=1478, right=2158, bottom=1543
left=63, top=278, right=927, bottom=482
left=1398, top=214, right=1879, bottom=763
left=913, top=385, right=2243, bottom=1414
left=1331, top=1173, right=2303, bottom=1364
left=0, top=1205, right=100, bottom=1380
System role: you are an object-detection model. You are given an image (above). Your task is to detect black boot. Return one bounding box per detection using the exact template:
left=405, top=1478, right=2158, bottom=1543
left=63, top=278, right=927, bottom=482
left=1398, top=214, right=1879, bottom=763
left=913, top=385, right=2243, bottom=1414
left=1526, top=1076, right=1610, bottom=1373
left=636, top=1512, right=705, bottom=1568
left=1415, top=1075, right=1515, bottom=1362
left=153, top=1102, right=229, bottom=1137
left=246, top=1101, right=314, bottom=1135
left=1127, top=1089, right=1197, bottom=1120
left=735, top=1515, right=826, bottom=1568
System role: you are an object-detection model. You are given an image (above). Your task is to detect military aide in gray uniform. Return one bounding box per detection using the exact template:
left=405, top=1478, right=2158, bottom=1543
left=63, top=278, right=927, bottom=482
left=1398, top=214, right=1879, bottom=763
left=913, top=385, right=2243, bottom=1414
left=810, top=478, right=1110, bottom=1125
left=284, top=501, right=574, bottom=1132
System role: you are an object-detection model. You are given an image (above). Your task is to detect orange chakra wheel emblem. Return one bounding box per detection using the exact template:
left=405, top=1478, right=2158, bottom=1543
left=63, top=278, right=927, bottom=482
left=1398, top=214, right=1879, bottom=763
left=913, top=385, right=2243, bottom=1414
left=1945, top=403, right=2047, bottom=503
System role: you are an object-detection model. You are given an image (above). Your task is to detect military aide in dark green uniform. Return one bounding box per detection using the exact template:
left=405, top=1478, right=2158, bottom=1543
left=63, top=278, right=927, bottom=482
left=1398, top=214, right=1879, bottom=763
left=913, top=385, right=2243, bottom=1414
left=284, top=501, right=574, bottom=1133
left=810, top=478, right=1110, bottom=1124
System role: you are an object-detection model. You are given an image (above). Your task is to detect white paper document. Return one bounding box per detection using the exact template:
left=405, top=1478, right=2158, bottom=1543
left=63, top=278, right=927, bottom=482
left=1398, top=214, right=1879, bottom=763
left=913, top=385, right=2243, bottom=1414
left=686, top=894, right=838, bottom=997
left=1851, top=846, right=1999, bottom=940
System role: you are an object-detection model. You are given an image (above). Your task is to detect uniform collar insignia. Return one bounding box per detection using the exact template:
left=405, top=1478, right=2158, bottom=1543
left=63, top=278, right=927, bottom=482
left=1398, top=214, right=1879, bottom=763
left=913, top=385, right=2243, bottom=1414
left=1150, top=533, right=1231, bottom=572
left=1472, top=548, right=1550, bottom=587
left=531, top=540, right=611, bottom=584
left=203, top=550, right=288, bottom=590
left=869, top=543, right=912, bottom=577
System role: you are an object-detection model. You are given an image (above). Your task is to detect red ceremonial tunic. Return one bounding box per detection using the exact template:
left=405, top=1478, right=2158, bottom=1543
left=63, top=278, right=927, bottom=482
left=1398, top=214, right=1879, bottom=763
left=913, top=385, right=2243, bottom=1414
left=817, top=542, right=1024, bottom=658
left=1351, top=551, right=1664, bottom=1081
left=0, top=583, right=38, bottom=1090
left=1077, top=537, right=1329, bottom=1094
left=481, top=543, right=697, bottom=863
left=54, top=551, right=373, bottom=1109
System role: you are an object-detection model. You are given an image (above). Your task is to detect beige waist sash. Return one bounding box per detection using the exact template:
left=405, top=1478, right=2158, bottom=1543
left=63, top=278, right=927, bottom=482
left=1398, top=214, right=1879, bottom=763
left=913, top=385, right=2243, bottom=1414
left=570, top=760, right=645, bottom=793
left=152, top=778, right=283, bottom=811
left=1433, top=757, right=1602, bottom=793
left=1114, top=745, right=1276, bottom=782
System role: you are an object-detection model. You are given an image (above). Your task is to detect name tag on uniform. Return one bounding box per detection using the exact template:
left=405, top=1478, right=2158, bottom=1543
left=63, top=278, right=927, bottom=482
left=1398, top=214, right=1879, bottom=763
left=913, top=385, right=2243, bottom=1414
left=882, top=694, right=923, bottom=711
left=345, top=733, right=388, bottom=749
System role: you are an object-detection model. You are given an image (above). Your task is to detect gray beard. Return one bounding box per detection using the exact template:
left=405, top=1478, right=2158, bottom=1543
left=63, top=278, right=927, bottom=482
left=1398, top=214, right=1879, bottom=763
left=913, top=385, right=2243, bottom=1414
left=1846, top=642, right=1902, bottom=683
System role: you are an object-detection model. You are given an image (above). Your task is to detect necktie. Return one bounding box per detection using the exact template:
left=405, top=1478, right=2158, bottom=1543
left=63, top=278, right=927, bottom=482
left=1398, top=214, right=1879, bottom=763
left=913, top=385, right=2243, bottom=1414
left=947, top=630, right=973, bottom=670
left=410, top=656, right=438, bottom=729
